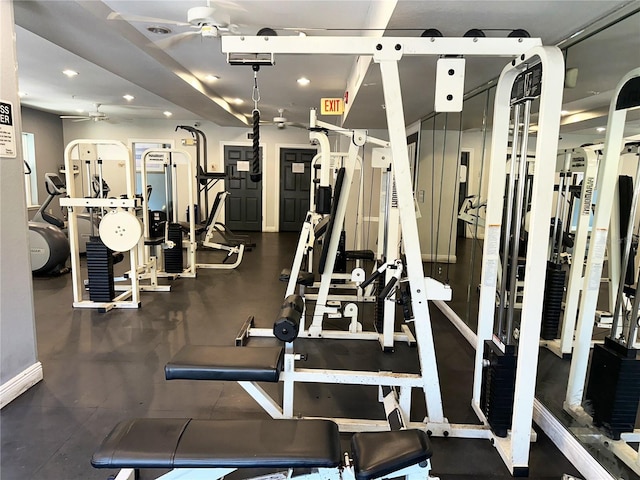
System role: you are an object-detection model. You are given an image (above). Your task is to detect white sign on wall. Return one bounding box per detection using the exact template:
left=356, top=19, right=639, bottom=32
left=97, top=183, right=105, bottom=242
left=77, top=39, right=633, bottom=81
left=292, top=163, right=305, bottom=174
left=237, top=160, right=250, bottom=172
left=0, top=100, right=17, bottom=158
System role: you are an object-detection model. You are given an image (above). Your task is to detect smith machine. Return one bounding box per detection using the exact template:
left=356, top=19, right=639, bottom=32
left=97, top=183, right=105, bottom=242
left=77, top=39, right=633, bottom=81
left=219, top=34, right=564, bottom=475
left=60, top=140, right=146, bottom=311
left=562, top=68, right=640, bottom=475
left=90, top=34, right=565, bottom=480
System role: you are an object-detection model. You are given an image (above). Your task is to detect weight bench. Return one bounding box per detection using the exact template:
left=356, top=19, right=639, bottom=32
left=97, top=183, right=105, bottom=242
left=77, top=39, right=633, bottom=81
left=92, top=418, right=435, bottom=480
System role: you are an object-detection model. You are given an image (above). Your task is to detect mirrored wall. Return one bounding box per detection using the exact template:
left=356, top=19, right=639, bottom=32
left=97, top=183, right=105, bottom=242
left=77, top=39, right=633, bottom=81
left=415, top=8, right=640, bottom=479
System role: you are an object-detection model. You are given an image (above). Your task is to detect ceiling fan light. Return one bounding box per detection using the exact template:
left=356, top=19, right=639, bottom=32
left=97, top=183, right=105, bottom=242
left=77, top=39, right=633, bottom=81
left=62, top=69, right=78, bottom=77
left=163, top=111, right=173, bottom=117
left=297, top=77, right=310, bottom=86
left=123, top=94, right=135, bottom=101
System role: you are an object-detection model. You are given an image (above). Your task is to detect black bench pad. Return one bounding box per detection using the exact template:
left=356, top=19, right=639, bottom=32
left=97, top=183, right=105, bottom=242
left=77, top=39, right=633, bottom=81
left=165, top=346, right=284, bottom=382
left=351, top=429, right=432, bottom=480
left=93, top=419, right=342, bottom=469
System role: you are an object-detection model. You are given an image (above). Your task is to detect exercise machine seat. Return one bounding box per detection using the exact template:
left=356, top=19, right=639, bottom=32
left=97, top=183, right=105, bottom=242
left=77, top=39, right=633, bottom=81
left=279, top=268, right=315, bottom=287
left=92, top=418, right=342, bottom=469
left=350, top=429, right=432, bottom=480
left=165, top=345, right=284, bottom=382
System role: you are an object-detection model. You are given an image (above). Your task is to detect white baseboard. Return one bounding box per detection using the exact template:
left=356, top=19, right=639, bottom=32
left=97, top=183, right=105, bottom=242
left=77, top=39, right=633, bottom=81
left=0, top=362, right=43, bottom=409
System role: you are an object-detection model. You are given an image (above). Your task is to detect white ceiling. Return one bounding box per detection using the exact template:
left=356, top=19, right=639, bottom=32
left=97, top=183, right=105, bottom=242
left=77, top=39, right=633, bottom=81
left=12, top=0, right=640, bottom=136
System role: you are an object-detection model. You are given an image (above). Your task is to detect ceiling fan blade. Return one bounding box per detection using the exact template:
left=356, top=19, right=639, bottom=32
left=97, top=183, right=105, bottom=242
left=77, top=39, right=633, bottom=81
left=72, top=118, right=90, bottom=122
left=153, top=30, right=202, bottom=49
left=107, top=11, right=191, bottom=27
left=60, top=115, right=89, bottom=119
left=211, top=0, right=248, bottom=13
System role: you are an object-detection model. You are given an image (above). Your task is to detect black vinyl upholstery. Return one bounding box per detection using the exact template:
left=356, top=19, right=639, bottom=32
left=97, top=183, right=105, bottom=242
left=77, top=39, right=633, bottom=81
left=165, top=345, right=284, bottom=382
left=92, top=419, right=342, bottom=469
left=351, top=429, right=432, bottom=480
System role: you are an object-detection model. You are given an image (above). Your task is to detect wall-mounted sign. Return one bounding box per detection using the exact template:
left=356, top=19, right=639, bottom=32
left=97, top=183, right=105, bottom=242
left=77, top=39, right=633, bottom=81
left=0, top=100, right=17, bottom=158
left=237, top=160, right=250, bottom=172
left=292, top=163, right=305, bottom=174
left=320, top=98, right=344, bottom=115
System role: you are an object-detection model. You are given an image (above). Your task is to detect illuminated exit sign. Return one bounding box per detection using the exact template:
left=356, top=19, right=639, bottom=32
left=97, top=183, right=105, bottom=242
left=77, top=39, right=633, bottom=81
left=320, top=98, right=344, bottom=115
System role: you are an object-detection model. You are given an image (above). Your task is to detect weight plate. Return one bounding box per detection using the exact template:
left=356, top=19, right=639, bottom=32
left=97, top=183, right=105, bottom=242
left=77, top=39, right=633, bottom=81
left=99, top=210, right=142, bottom=252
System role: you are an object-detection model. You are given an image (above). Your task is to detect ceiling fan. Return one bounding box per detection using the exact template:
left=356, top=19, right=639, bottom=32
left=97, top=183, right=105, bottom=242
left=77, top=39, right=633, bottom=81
left=60, top=103, right=109, bottom=122
left=108, top=1, right=244, bottom=49
left=260, top=109, right=307, bottom=130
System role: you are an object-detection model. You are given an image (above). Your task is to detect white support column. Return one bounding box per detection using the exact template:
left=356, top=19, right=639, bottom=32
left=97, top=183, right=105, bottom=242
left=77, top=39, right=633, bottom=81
left=559, top=147, right=599, bottom=355
left=377, top=53, right=445, bottom=423
left=309, top=140, right=360, bottom=335
left=507, top=47, right=564, bottom=471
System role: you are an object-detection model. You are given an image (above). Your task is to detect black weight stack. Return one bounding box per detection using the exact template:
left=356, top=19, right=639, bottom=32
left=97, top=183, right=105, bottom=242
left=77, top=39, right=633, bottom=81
left=584, top=337, right=640, bottom=440
left=480, top=340, right=517, bottom=438
left=541, top=261, right=566, bottom=340
left=164, top=223, right=183, bottom=273
left=86, top=236, right=115, bottom=302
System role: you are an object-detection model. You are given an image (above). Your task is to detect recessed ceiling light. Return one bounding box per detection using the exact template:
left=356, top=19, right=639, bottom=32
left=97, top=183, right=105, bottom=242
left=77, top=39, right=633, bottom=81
left=205, top=74, right=220, bottom=82
left=560, top=110, right=569, bottom=116
left=123, top=94, right=134, bottom=101
left=596, top=127, right=606, bottom=133
left=163, top=111, right=173, bottom=117
left=297, top=77, right=310, bottom=86
left=147, top=25, right=172, bottom=35
left=232, top=98, right=244, bottom=105
left=62, top=69, right=78, bottom=77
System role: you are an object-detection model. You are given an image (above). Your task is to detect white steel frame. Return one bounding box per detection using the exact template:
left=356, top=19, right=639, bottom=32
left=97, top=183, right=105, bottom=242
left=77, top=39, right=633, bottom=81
left=472, top=47, right=565, bottom=474
left=563, top=68, right=640, bottom=475
left=60, top=140, right=142, bottom=311
left=222, top=34, right=562, bottom=475
left=140, top=148, right=197, bottom=279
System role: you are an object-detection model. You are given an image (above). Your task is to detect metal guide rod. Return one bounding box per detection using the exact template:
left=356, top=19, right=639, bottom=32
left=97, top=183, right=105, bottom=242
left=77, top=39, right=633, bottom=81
left=551, top=153, right=569, bottom=262
left=611, top=157, right=640, bottom=339
left=497, top=103, right=522, bottom=338
left=506, top=99, right=532, bottom=343
left=556, top=152, right=573, bottom=263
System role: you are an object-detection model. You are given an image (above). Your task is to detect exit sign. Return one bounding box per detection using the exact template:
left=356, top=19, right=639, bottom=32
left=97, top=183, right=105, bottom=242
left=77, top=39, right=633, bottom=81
left=320, top=98, right=344, bottom=115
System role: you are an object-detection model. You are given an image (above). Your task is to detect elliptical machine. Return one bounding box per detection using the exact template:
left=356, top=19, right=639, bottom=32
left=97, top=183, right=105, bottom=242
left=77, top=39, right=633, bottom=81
left=28, top=173, right=70, bottom=275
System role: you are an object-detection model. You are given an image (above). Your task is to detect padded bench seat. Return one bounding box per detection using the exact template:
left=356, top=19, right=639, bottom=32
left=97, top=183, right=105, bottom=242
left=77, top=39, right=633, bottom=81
left=165, top=345, right=284, bottom=382
left=92, top=418, right=432, bottom=480
left=92, top=418, right=342, bottom=470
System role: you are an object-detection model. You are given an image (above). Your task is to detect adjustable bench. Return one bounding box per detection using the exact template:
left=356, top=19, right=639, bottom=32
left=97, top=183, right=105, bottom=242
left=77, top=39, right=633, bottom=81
left=92, top=418, right=435, bottom=480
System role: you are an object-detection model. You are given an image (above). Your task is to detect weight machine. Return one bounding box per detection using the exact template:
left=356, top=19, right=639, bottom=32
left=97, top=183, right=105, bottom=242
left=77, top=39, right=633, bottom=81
left=60, top=140, right=146, bottom=311
left=221, top=33, right=564, bottom=476
left=140, top=148, right=197, bottom=279
left=563, top=68, right=640, bottom=475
